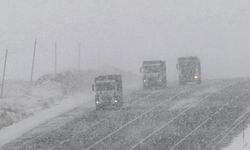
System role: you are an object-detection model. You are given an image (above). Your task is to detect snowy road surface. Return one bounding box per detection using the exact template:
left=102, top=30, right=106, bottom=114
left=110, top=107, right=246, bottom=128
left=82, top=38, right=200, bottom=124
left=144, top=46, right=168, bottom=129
left=1, top=79, right=250, bottom=150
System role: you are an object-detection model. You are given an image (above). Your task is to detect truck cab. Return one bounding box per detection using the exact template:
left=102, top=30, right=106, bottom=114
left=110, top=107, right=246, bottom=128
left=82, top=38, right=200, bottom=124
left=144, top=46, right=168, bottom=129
left=177, top=56, right=201, bottom=85
left=140, top=60, right=167, bottom=89
left=92, top=74, right=123, bottom=110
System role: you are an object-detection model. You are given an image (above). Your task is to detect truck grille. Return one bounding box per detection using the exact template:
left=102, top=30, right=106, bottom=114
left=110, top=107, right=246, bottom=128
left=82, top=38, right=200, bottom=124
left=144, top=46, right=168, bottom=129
left=101, top=95, right=112, bottom=101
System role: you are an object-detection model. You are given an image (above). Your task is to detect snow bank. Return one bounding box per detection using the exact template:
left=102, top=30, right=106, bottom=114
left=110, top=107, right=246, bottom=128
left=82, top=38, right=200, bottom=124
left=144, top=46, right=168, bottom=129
left=223, top=124, right=250, bottom=150
left=0, top=92, right=93, bottom=148
left=0, top=81, right=63, bottom=130
left=0, top=70, right=93, bottom=130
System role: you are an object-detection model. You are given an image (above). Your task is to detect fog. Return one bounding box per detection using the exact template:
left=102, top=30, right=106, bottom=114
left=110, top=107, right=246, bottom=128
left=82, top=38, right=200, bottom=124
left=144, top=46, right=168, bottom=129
left=0, top=0, right=250, bottom=80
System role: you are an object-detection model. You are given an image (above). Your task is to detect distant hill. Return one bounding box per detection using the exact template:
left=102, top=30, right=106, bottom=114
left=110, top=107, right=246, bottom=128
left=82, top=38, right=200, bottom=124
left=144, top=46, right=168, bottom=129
left=36, top=65, right=141, bottom=94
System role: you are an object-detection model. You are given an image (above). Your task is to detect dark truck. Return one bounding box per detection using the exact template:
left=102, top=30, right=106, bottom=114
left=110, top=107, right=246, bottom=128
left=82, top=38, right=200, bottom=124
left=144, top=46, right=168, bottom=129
left=140, top=60, right=167, bottom=89
left=177, top=56, right=201, bottom=85
left=92, top=74, right=123, bottom=110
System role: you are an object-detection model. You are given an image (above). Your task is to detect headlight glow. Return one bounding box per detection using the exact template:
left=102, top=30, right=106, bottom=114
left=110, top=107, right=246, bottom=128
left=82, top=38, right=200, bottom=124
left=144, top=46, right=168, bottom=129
left=194, top=76, right=199, bottom=79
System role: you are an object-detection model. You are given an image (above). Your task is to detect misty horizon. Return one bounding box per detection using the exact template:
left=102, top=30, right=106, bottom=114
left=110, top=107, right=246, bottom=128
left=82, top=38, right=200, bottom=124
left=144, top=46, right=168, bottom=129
left=0, top=0, right=250, bottom=80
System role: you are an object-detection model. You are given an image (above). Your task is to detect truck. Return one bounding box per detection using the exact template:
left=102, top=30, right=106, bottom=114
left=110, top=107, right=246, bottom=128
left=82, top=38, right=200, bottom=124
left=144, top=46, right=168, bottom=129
left=92, top=74, right=123, bottom=110
left=140, top=60, right=167, bottom=89
left=176, top=56, right=201, bottom=85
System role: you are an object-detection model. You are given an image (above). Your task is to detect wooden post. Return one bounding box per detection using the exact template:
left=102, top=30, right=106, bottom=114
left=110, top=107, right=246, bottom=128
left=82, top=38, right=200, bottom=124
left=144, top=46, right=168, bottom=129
left=1, top=49, right=8, bottom=98
left=30, top=39, right=37, bottom=83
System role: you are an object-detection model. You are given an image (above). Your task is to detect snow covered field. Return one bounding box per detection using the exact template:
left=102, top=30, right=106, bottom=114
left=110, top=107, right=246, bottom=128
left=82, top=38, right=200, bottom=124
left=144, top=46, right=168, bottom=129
left=0, top=80, right=63, bottom=130
left=0, top=68, right=139, bottom=127
left=0, top=68, right=141, bottom=148
left=0, top=92, right=93, bottom=147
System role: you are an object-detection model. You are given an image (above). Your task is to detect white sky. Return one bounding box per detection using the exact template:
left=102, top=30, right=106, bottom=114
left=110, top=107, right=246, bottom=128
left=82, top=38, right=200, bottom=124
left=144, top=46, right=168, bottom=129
left=0, top=0, right=250, bottom=80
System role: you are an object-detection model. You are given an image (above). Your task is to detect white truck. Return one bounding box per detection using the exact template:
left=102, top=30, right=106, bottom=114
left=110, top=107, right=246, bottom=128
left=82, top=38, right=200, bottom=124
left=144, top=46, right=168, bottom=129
left=140, top=60, right=167, bottom=89
left=177, top=56, right=202, bottom=85
left=92, top=74, right=123, bottom=110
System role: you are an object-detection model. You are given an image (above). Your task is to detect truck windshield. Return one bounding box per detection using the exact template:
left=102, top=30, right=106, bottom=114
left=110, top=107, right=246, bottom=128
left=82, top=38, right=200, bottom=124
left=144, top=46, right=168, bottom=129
left=143, top=65, right=161, bottom=73
left=96, top=82, right=116, bottom=91
left=179, top=61, right=199, bottom=72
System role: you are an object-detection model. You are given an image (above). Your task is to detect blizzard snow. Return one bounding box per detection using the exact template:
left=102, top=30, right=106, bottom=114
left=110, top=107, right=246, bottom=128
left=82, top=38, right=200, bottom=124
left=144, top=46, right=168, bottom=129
left=0, top=66, right=141, bottom=149
left=0, top=92, right=93, bottom=147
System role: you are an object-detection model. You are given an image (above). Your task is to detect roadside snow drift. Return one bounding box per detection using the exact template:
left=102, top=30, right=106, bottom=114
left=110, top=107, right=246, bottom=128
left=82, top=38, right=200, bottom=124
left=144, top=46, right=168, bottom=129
left=0, top=67, right=140, bottom=146
left=0, top=93, right=93, bottom=148
left=0, top=81, right=63, bottom=130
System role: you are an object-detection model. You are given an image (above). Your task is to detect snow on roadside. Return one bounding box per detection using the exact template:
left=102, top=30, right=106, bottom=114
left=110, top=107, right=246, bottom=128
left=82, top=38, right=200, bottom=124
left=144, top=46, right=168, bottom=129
left=0, top=83, right=138, bottom=148
left=0, top=92, right=93, bottom=148
left=223, top=123, right=250, bottom=150
left=0, top=75, right=139, bottom=148
left=0, top=81, right=63, bottom=130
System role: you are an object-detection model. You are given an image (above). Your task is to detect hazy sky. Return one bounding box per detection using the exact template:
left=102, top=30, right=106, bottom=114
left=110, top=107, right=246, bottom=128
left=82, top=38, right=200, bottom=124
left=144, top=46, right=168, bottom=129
left=0, top=0, right=250, bottom=80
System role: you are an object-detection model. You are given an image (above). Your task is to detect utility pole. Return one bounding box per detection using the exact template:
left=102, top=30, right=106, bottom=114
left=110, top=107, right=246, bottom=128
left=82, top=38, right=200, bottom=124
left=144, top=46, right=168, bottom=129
left=78, top=43, right=81, bottom=71
left=30, top=39, right=37, bottom=83
left=1, top=49, right=8, bottom=98
left=54, top=41, right=57, bottom=75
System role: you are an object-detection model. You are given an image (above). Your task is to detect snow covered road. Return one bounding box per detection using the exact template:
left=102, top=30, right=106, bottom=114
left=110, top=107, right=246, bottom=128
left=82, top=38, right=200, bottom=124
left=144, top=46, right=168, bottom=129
left=1, top=79, right=249, bottom=150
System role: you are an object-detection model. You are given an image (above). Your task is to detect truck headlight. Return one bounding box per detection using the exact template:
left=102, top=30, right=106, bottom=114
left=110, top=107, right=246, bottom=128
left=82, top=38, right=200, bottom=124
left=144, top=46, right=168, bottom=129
left=114, top=100, right=118, bottom=103
left=194, top=75, right=199, bottom=79
left=96, top=101, right=100, bottom=104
